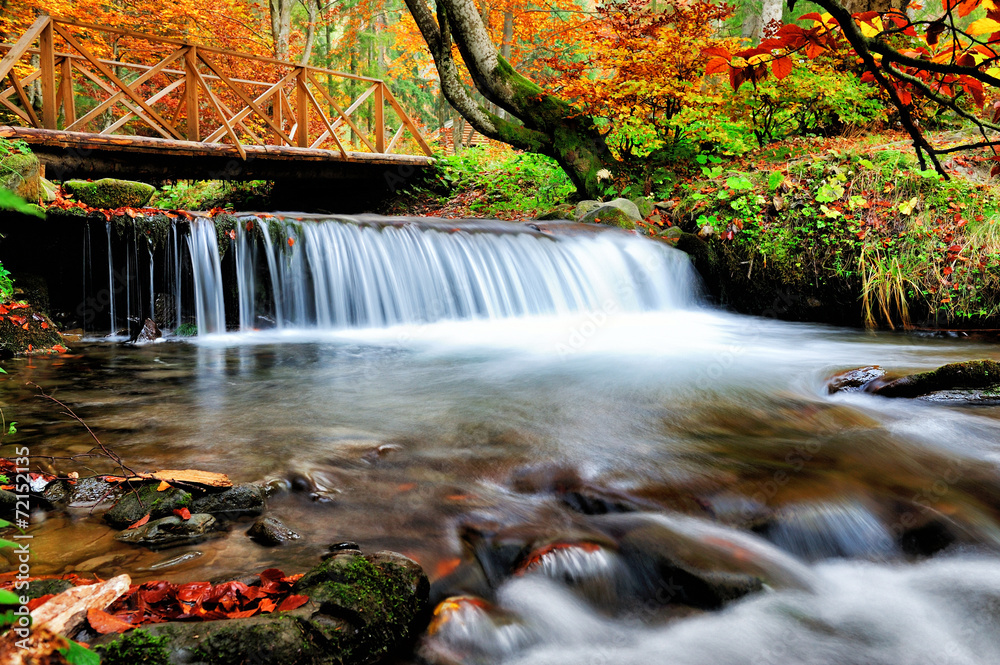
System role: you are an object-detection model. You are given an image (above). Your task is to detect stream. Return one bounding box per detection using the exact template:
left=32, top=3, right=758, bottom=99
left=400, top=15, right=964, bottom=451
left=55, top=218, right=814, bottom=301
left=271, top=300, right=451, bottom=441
left=4, top=215, right=1000, bottom=663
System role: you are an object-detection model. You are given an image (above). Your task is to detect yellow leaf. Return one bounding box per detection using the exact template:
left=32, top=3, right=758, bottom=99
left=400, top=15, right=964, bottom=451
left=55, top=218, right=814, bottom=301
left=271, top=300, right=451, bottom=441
left=156, top=480, right=171, bottom=491
left=858, top=16, right=883, bottom=38
left=968, top=18, right=1000, bottom=36
left=898, top=197, right=919, bottom=216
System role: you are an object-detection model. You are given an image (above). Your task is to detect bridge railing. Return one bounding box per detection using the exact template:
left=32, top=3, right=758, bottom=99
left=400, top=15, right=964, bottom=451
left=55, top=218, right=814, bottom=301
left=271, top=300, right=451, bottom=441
left=0, top=15, right=434, bottom=160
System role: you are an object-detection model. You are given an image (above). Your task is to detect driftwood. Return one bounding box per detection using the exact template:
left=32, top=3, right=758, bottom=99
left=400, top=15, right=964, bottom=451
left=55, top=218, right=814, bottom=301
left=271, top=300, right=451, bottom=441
left=103, top=468, right=233, bottom=489
left=30, top=574, right=131, bottom=636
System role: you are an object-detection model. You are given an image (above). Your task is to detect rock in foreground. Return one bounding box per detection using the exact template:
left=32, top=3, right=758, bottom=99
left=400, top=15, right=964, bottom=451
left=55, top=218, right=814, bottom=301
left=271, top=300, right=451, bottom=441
left=866, top=359, right=1000, bottom=399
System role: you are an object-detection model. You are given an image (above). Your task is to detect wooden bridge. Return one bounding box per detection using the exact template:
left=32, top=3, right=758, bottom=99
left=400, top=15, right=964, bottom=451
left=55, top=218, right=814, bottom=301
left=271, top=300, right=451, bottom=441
left=0, top=15, right=435, bottom=188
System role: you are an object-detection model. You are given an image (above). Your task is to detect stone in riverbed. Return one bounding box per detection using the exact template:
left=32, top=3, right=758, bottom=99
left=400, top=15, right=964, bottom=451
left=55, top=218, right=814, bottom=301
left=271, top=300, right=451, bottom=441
left=63, top=178, right=155, bottom=208
left=577, top=198, right=642, bottom=229
left=826, top=365, right=886, bottom=394
left=104, top=484, right=193, bottom=528
left=190, top=483, right=266, bottom=519
left=247, top=516, right=300, bottom=546
left=866, top=359, right=1000, bottom=399
left=114, top=513, right=220, bottom=549
left=95, top=550, right=429, bottom=665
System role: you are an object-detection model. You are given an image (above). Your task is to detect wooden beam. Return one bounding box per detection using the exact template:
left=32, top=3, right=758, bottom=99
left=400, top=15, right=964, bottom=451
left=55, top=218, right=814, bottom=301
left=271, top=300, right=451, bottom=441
left=70, top=63, right=174, bottom=140
left=296, top=68, right=308, bottom=147
left=381, top=85, right=435, bottom=157
left=184, top=46, right=199, bottom=141
left=197, top=52, right=295, bottom=147
left=271, top=87, right=284, bottom=143
left=374, top=82, right=384, bottom=153
left=7, top=71, right=40, bottom=128
left=52, top=23, right=183, bottom=140
left=65, top=46, right=185, bottom=133
left=39, top=20, right=57, bottom=129
left=101, top=78, right=185, bottom=135
left=307, top=73, right=376, bottom=153
left=0, top=96, right=30, bottom=124
left=187, top=64, right=246, bottom=160
left=0, top=68, right=40, bottom=103
left=385, top=124, right=405, bottom=155
left=203, top=70, right=296, bottom=143
left=301, top=80, right=347, bottom=157
left=59, top=57, right=75, bottom=126
left=0, top=15, right=49, bottom=82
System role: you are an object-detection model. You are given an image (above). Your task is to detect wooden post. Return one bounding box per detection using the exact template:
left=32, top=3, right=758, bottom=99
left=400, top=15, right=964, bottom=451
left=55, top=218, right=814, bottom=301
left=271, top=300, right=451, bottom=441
left=185, top=46, right=200, bottom=141
left=39, top=18, right=57, bottom=129
left=272, top=88, right=284, bottom=144
left=296, top=67, right=308, bottom=147
left=59, top=56, right=75, bottom=126
left=374, top=82, right=384, bottom=153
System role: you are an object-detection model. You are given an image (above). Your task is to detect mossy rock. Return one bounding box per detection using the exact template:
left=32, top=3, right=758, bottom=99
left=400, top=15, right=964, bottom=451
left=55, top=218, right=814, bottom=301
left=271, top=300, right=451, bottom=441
left=96, top=551, right=430, bottom=665
left=631, top=197, right=655, bottom=218
left=0, top=152, right=40, bottom=203
left=573, top=199, right=603, bottom=220
left=535, top=203, right=575, bottom=221
left=189, top=483, right=265, bottom=519
left=869, top=360, right=1000, bottom=398
left=64, top=178, right=155, bottom=208
left=103, top=484, right=193, bottom=528
left=578, top=198, right=642, bottom=229
left=0, top=301, right=63, bottom=355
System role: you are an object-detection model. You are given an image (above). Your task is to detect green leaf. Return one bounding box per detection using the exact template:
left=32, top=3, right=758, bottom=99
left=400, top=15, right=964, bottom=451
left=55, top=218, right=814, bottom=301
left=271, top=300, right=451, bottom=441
left=858, top=159, right=875, bottom=169
left=61, top=639, right=102, bottom=665
left=725, top=176, right=753, bottom=191
left=768, top=171, right=785, bottom=192
left=8, top=422, right=16, bottom=436
left=0, top=589, right=20, bottom=604
left=0, top=189, right=44, bottom=219
left=0, top=538, right=18, bottom=549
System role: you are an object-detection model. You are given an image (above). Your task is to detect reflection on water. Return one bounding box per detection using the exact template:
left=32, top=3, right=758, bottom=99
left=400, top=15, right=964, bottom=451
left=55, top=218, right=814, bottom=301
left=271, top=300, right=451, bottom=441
left=3, top=309, right=1000, bottom=661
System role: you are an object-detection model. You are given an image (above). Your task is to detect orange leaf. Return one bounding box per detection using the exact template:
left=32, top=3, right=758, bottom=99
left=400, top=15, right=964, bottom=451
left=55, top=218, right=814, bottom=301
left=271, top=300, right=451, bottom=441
left=156, top=481, right=171, bottom=491
left=771, top=56, right=792, bottom=79
left=173, top=507, right=191, bottom=520
left=259, top=598, right=277, bottom=613
left=705, top=57, right=730, bottom=75
left=277, top=594, right=309, bottom=612
left=87, top=608, right=134, bottom=634
left=287, top=237, right=295, bottom=247
left=127, top=514, right=151, bottom=529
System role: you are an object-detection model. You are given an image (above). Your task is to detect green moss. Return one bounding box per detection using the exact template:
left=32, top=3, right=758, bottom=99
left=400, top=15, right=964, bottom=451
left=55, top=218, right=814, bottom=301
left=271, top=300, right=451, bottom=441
left=0, top=301, right=63, bottom=354
left=875, top=360, right=1000, bottom=397
left=96, top=629, right=171, bottom=665
left=64, top=178, right=155, bottom=209
left=193, top=615, right=313, bottom=665
left=103, top=484, right=193, bottom=528
left=0, top=152, right=40, bottom=203
left=175, top=322, right=197, bottom=336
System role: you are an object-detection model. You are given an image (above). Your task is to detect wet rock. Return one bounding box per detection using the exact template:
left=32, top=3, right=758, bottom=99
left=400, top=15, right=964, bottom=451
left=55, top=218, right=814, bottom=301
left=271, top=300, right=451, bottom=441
left=190, top=483, right=265, bottom=519
left=760, top=500, right=897, bottom=562
left=631, top=197, right=655, bottom=218
left=44, top=476, right=122, bottom=509
left=63, top=178, right=155, bottom=208
left=247, top=516, right=300, bottom=546
left=577, top=198, right=642, bottom=229
left=867, top=359, right=1000, bottom=398
left=114, top=513, right=220, bottom=549
left=0, top=151, right=40, bottom=203
left=131, top=318, right=162, bottom=344
left=104, top=484, right=193, bottom=528
left=827, top=365, right=886, bottom=394
left=24, top=578, right=74, bottom=602
left=534, top=204, right=574, bottom=221
left=100, top=550, right=430, bottom=665
left=419, top=595, right=535, bottom=665
left=0, top=489, right=16, bottom=520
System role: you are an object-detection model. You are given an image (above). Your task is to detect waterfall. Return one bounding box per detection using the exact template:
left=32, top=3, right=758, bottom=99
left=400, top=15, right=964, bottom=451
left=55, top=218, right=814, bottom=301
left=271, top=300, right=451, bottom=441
left=224, top=216, right=699, bottom=332
left=186, top=218, right=226, bottom=335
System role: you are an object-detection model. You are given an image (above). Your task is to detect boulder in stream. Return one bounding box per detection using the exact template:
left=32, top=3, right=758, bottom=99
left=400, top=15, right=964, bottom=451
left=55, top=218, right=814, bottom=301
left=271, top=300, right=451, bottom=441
left=247, top=516, right=300, bottom=546
left=827, top=365, right=886, bottom=394
left=576, top=198, right=642, bottom=229
left=866, top=359, right=1000, bottom=399
left=63, top=178, right=155, bottom=208
left=190, top=483, right=266, bottom=519
left=114, top=513, right=221, bottom=549
left=95, top=550, right=429, bottom=665
left=104, top=484, right=193, bottom=528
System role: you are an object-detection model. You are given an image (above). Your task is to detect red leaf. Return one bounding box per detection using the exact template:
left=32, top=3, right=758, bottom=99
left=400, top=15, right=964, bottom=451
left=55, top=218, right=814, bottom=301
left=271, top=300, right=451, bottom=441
left=943, top=266, right=955, bottom=275
left=176, top=581, right=213, bottom=603
left=173, top=507, right=192, bottom=520
left=277, top=595, right=309, bottom=612
left=964, top=77, right=986, bottom=107
left=227, top=608, right=259, bottom=618
left=701, top=46, right=732, bottom=59
left=926, top=21, right=946, bottom=46
left=259, top=598, right=277, bottom=613
left=127, top=514, right=151, bottom=530
left=772, top=56, right=793, bottom=79
left=138, top=580, right=173, bottom=604
left=799, top=12, right=825, bottom=21
left=705, top=57, right=730, bottom=75
left=88, top=608, right=134, bottom=634
left=27, top=594, right=55, bottom=611
left=957, top=0, right=979, bottom=17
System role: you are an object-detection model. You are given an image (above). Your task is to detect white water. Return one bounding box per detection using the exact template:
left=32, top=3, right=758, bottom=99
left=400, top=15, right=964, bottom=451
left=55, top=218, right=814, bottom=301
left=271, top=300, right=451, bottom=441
left=184, top=217, right=698, bottom=334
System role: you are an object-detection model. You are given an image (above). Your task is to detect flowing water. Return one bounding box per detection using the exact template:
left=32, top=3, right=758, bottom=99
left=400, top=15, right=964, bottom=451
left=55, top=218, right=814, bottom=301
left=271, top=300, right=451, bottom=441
left=5, top=215, right=1000, bottom=663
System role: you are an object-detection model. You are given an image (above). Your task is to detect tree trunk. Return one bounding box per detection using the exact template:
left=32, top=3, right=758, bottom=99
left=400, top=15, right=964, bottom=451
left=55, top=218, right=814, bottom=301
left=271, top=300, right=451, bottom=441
left=300, top=0, right=319, bottom=66
left=269, top=0, right=293, bottom=59
left=757, top=0, right=783, bottom=42
left=403, top=0, right=614, bottom=198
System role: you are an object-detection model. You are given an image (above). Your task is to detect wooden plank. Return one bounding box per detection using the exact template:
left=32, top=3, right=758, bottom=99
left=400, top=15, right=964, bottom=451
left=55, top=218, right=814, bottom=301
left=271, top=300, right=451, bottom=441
left=0, top=96, right=30, bottom=123
left=65, top=46, right=185, bottom=132
left=308, top=73, right=376, bottom=153
left=184, top=46, right=199, bottom=141
left=59, top=57, right=75, bottom=126
left=31, top=574, right=131, bottom=636
left=71, top=63, right=175, bottom=140
left=301, top=79, right=347, bottom=156
left=374, top=82, right=384, bottom=153
left=0, top=68, right=40, bottom=103
left=271, top=87, right=284, bottom=143
left=0, top=15, right=49, bottom=82
left=198, top=51, right=295, bottom=146
left=296, top=68, right=309, bottom=147
left=188, top=64, right=246, bottom=160
left=203, top=70, right=296, bottom=143
left=148, top=469, right=232, bottom=487
left=39, top=21, right=57, bottom=129
left=7, top=71, right=40, bottom=128
left=49, top=16, right=383, bottom=83
left=381, top=84, right=435, bottom=157
left=52, top=23, right=183, bottom=140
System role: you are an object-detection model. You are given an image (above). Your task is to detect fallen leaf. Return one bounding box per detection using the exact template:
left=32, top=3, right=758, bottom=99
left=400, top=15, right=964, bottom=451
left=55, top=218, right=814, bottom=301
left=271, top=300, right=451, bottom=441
left=87, top=608, right=134, bottom=634
left=156, top=481, right=171, bottom=491
left=127, top=514, right=150, bottom=530
left=173, top=507, right=191, bottom=520
left=277, top=595, right=309, bottom=612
